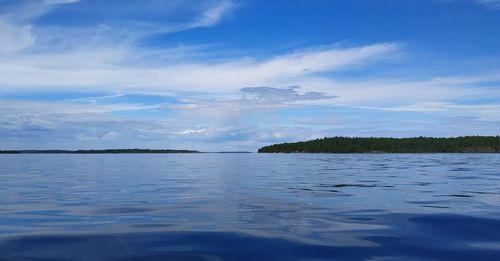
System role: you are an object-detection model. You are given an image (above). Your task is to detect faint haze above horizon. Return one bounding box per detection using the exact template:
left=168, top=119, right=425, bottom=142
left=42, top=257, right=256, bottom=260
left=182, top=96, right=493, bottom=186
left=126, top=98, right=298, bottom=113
left=1, top=0, right=500, bottom=151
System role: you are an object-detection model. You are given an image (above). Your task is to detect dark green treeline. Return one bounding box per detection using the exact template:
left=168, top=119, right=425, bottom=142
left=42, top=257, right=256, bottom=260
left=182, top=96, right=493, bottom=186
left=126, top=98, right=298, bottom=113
left=258, top=136, right=500, bottom=153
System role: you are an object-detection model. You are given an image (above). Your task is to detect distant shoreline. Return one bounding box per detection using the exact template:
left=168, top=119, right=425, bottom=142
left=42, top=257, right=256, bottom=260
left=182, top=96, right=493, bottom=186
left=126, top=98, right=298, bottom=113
left=0, top=150, right=257, bottom=154
left=0, top=149, right=201, bottom=154
left=258, top=136, right=500, bottom=153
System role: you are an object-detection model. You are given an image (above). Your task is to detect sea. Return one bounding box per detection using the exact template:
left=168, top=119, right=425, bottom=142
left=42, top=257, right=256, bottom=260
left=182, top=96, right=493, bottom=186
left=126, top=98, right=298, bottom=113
left=0, top=153, right=499, bottom=260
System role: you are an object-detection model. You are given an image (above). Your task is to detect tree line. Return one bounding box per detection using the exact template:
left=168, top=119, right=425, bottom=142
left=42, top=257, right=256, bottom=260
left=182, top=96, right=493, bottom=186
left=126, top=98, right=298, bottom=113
left=258, top=136, right=500, bottom=153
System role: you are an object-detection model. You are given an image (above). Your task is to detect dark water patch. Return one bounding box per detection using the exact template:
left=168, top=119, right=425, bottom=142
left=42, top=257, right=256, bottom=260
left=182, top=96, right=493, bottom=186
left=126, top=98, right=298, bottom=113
left=287, top=187, right=314, bottom=191
left=463, top=191, right=498, bottom=195
left=408, top=214, right=500, bottom=241
left=287, top=187, right=346, bottom=194
left=421, top=205, right=451, bottom=209
left=321, top=168, right=343, bottom=171
left=406, top=200, right=448, bottom=205
left=15, top=210, right=67, bottom=216
left=93, top=208, right=154, bottom=215
left=435, top=194, right=474, bottom=198
left=364, top=234, right=500, bottom=261
left=450, top=168, right=473, bottom=172
left=132, top=224, right=172, bottom=228
left=0, top=232, right=378, bottom=261
left=412, top=182, right=432, bottom=186
left=448, top=175, right=480, bottom=180
left=348, top=217, right=374, bottom=221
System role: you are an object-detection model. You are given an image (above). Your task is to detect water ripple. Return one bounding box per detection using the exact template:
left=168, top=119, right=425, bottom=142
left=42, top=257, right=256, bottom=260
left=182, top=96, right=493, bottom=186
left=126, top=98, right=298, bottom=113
left=0, top=153, right=499, bottom=260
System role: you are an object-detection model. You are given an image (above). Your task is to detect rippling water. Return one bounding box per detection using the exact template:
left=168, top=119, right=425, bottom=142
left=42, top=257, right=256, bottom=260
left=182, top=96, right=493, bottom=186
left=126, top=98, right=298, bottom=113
left=1, top=154, right=500, bottom=260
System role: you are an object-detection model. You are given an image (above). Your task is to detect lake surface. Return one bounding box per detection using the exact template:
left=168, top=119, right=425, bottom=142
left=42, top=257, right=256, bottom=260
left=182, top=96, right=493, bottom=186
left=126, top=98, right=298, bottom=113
left=1, top=154, right=499, bottom=260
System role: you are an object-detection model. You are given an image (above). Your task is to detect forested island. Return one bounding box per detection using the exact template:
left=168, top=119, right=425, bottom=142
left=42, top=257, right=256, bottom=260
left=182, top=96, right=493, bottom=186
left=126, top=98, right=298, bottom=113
left=0, top=149, right=200, bottom=154
left=258, top=136, right=500, bottom=153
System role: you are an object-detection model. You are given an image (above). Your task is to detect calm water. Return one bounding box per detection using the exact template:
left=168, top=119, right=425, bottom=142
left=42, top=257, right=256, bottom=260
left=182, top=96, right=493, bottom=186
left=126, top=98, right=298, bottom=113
left=1, top=154, right=500, bottom=260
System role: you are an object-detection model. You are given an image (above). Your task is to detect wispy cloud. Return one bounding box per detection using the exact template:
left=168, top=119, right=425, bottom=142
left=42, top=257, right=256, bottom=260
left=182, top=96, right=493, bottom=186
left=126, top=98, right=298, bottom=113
left=440, top=0, right=500, bottom=9
left=185, top=0, right=236, bottom=29
left=0, top=0, right=236, bottom=54
left=476, top=0, right=500, bottom=8
left=0, top=43, right=398, bottom=92
left=0, top=18, right=34, bottom=52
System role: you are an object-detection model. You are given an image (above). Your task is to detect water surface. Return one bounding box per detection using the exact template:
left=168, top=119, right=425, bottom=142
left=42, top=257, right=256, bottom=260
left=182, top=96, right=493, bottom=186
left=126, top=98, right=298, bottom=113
left=1, top=154, right=499, bottom=260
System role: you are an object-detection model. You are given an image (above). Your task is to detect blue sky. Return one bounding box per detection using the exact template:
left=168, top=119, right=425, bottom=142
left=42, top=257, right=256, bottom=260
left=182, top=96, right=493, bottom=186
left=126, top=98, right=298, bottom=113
left=1, top=0, right=500, bottom=151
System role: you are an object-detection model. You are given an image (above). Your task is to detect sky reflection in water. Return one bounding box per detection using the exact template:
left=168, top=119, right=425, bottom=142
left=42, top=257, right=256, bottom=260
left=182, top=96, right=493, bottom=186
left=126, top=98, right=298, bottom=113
left=0, top=154, right=499, bottom=260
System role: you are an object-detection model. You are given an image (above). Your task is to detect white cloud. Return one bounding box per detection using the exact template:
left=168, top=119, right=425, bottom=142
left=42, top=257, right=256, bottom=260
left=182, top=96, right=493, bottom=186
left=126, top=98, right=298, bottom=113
left=102, top=131, right=119, bottom=140
left=0, top=0, right=235, bottom=54
left=177, top=129, right=207, bottom=135
left=353, top=102, right=500, bottom=121
left=0, top=43, right=399, bottom=92
left=0, top=18, right=35, bottom=52
left=183, top=0, right=236, bottom=29
left=476, top=0, right=500, bottom=8
left=0, top=99, right=161, bottom=115
left=442, top=0, right=500, bottom=9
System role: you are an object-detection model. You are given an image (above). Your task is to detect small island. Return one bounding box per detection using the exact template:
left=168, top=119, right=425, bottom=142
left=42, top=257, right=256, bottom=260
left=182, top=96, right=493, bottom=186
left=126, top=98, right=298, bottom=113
left=258, top=136, right=500, bottom=153
left=0, top=149, right=200, bottom=154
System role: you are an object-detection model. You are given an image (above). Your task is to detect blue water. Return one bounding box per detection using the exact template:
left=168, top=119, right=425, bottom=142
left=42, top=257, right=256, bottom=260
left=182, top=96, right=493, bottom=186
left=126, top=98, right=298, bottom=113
left=1, top=154, right=500, bottom=260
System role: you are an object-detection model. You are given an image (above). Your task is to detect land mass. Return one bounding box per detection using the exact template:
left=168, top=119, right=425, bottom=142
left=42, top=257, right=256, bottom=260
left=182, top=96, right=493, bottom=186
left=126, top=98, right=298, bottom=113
left=0, top=149, right=200, bottom=154
left=258, top=136, right=500, bottom=153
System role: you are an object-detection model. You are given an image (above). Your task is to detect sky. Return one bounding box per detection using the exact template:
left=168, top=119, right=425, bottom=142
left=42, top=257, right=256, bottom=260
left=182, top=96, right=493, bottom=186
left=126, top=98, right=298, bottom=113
left=0, top=0, right=500, bottom=151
